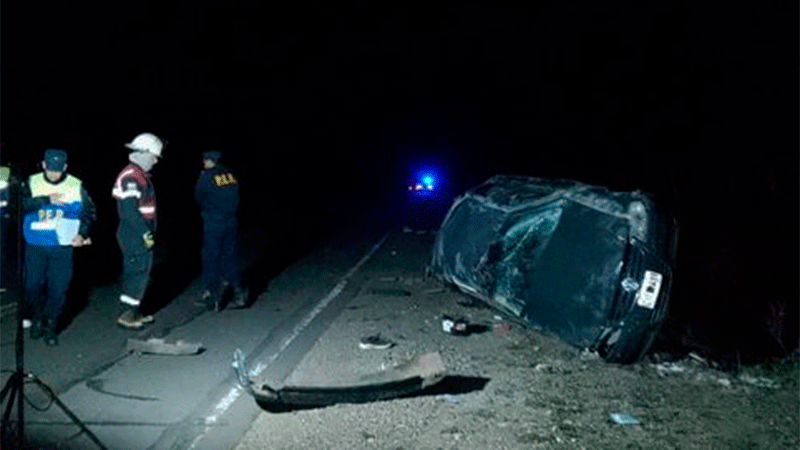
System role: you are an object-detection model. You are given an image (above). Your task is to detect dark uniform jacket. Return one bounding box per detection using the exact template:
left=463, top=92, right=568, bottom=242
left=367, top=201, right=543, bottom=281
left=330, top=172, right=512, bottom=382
left=112, top=163, right=156, bottom=254
left=194, top=165, right=239, bottom=219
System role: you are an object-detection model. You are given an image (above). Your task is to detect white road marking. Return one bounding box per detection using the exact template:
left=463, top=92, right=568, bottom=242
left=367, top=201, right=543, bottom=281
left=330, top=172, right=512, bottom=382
left=188, top=232, right=389, bottom=449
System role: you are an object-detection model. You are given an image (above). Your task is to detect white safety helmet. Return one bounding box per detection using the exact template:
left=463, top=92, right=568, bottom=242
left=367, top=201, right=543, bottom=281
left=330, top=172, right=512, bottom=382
left=124, top=132, right=164, bottom=157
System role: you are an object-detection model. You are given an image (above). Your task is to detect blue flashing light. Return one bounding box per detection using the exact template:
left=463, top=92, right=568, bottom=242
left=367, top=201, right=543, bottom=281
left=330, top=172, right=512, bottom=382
left=407, top=164, right=444, bottom=198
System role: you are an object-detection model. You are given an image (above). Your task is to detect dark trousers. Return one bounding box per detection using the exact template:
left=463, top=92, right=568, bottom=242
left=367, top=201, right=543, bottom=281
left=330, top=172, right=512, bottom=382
left=201, top=216, right=239, bottom=293
left=24, top=244, right=73, bottom=324
left=120, top=250, right=153, bottom=308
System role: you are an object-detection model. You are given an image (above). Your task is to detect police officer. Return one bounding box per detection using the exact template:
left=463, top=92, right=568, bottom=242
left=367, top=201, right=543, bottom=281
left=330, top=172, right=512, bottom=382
left=195, top=150, right=246, bottom=310
left=113, top=133, right=163, bottom=329
left=21, top=149, right=96, bottom=346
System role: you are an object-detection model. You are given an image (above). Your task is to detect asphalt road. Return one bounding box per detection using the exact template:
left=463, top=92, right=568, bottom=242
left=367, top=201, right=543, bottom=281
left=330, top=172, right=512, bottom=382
left=0, top=220, right=395, bottom=450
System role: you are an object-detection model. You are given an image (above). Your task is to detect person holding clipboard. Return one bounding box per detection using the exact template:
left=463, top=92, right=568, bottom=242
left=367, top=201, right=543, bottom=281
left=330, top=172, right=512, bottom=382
left=21, top=148, right=96, bottom=346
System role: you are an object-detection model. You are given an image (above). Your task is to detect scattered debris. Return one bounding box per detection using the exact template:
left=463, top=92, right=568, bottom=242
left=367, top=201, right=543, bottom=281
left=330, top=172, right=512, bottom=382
left=609, top=412, right=641, bottom=426
left=716, top=378, right=732, bottom=388
left=650, top=357, right=751, bottom=389
left=126, top=338, right=203, bottom=355
left=687, top=352, right=707, bottom=365
left=442, top=315, right=469, bottom=335
left=359, top=334, right=394, bottom=350
left=579, top=349, right=601, bottom=361
left=738, top=374, right=780, bottom=389
left=436, top=393, right=461, bottom=404
left=652, top=361, right=688, bottom=377
left=493, top=323, right=513, bottom=332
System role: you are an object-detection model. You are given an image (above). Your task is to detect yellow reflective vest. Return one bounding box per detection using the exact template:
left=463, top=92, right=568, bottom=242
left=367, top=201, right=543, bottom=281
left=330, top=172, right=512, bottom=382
left=23, top=173, right=83, bottom=246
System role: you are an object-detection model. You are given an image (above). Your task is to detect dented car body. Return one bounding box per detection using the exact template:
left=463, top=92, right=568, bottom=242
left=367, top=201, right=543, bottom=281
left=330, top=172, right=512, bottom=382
left=431, top=175, right=679, bottom=363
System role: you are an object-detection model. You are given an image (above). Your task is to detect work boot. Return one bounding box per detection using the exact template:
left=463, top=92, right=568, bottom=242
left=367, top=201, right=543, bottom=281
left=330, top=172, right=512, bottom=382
left=230, top=286, right=248, bottom=309
left=29, top=320, right=44, bottom=340
left=44, top=334, right=58, bottom=346
left=43, top=319, right=58, bottom=346
left=117, top=309, right=154, bottom=329
left=209, top=286, right=225, bottom=312
left=195, top=289, right=212, bottom=307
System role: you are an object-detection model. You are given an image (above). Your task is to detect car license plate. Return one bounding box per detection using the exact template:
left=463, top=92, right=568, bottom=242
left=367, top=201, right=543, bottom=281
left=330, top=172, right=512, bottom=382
left=635, top=270, right=663, bottom=309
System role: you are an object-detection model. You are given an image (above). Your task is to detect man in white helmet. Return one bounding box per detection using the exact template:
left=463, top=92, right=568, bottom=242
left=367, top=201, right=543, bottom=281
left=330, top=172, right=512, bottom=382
left=112, top=132, right=163, bottom=329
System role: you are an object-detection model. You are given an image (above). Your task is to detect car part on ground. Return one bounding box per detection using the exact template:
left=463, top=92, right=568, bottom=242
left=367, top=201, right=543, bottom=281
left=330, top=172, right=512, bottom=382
left=126, top=338, right=203, bottom=355
left=233, top=350, right=446, bottom=411
left=430, top=175, right=679, bottom=363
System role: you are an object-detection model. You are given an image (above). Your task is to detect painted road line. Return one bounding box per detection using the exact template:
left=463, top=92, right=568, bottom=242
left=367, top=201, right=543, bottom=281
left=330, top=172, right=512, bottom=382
left=188, top=232, right=389, bottom=450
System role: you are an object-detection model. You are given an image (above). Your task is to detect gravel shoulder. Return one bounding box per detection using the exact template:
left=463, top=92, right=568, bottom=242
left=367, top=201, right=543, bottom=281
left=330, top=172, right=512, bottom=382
left=235, top=229, right=799, bottom=450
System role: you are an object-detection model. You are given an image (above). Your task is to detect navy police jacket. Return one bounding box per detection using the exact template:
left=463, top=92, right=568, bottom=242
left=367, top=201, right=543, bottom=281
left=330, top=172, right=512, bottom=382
left=194, top=164, right=239, bottom=220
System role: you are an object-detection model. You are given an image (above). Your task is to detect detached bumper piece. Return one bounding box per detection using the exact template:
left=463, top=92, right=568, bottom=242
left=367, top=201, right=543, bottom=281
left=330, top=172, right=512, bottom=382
left=233, top=350, right=446, bottom=411
left=126, top=338, right=203, bottom=355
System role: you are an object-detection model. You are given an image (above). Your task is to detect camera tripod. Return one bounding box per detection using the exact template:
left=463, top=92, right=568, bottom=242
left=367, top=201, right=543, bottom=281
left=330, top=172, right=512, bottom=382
left=1, top=309, right=107, bottom=449
left=0, top=169, right=107, bottom=449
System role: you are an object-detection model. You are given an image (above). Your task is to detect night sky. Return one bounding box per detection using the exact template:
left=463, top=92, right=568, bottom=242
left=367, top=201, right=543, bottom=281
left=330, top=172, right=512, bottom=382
left=2, top=5, right=796, bottom=364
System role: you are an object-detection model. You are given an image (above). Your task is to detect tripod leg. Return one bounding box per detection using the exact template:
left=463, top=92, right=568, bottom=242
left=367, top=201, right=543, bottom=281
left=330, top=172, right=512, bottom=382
left=0, top=372, right=22, bottom=449
left=17, top=374, right=24, bottom=450
left=0, top=371, right=17, bottom=402
left=32, top=376, right=108, bottom=450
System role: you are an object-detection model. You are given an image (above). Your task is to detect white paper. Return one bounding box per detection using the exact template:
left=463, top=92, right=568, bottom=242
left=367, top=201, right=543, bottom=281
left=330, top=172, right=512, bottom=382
left=55, top=218, right=81, bottom=245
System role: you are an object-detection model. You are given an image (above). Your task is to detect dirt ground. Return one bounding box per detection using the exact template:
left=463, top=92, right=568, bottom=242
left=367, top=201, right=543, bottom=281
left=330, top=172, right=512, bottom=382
left=235, top=231, right=799, bottom=450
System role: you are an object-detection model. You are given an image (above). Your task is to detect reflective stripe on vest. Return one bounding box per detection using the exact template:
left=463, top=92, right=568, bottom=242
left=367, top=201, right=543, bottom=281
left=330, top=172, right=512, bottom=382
left=23, top=173, right=83, bottom=246
left=112, top=168, right=141, bottom=200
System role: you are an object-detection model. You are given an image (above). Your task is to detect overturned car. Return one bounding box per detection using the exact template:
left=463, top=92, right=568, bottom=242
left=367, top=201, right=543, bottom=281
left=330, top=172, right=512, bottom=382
left=430, top=175, right=679, bottom=363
